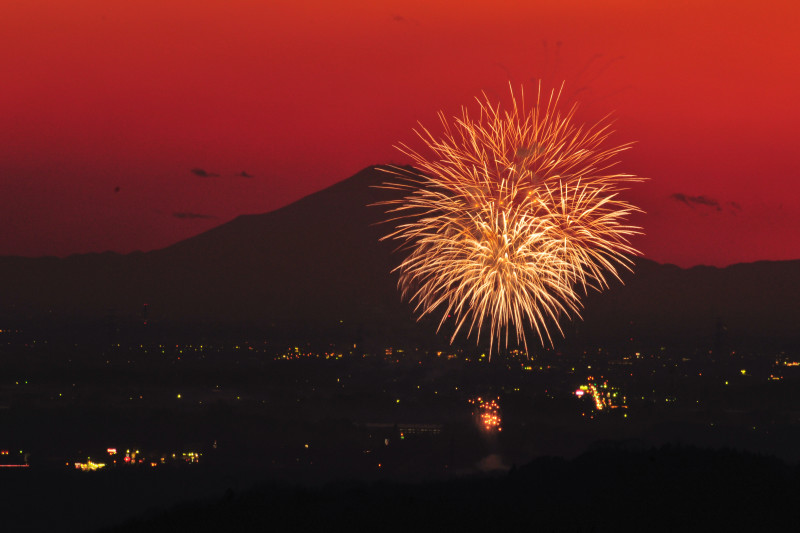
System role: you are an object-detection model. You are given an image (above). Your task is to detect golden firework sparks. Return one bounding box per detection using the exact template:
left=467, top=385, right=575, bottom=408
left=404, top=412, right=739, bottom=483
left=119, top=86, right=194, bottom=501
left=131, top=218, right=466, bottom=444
left=378, top=83, right=644, bottom=354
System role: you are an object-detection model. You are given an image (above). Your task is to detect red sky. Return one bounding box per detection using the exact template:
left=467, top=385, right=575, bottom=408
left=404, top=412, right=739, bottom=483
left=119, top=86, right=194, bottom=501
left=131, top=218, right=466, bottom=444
left=2, top=0, right=798, bottom=267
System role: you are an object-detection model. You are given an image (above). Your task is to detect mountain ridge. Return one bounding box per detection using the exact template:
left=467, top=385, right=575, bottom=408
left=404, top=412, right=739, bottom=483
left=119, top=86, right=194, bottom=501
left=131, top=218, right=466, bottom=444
left=1, top=165, right=797, bottom=349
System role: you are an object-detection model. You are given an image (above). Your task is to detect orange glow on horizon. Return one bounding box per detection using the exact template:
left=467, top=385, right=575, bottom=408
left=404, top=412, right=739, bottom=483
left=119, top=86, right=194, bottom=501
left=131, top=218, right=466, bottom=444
left=1, top=1, right=797, bottom=265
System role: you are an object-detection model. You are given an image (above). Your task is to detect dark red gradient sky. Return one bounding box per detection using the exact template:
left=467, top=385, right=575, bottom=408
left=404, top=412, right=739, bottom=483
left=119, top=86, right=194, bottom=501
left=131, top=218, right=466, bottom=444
left=2, top=1, right=798, bottom=267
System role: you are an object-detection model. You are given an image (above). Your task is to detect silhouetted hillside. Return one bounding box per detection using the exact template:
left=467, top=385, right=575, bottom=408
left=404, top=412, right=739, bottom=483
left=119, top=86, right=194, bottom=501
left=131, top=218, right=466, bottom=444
left=100, top=445, right=799, bottom=533
left=0, top=166, right=797, bottom=348
left=579, top=257, right=800, bottom=349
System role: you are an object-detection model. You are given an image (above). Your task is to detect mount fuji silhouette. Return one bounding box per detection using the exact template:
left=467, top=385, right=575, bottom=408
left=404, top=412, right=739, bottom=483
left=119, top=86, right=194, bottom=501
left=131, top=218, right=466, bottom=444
left=1, top=166, right=797, bottom=350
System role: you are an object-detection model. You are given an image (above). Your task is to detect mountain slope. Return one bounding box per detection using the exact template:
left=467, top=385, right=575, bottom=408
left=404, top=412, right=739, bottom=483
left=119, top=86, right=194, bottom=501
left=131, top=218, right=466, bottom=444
left=0, top=165, right=797, bottom=348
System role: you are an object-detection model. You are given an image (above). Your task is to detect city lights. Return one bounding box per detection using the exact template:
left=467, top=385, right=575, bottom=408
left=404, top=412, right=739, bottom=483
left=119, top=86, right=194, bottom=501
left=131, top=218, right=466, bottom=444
left=470, top=396, right=502, bottom=432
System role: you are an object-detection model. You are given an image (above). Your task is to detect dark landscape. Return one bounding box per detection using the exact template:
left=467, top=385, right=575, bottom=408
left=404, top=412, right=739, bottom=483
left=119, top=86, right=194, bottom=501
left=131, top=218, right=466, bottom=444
left=5, top=2, right=799, bottom=531
left=1, top=166, right=797, bottom=349
left=1, top=167, right=799, bottom=532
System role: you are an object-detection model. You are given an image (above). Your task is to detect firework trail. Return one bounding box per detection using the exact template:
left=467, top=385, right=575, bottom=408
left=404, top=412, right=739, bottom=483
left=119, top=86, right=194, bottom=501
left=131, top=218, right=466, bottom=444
left=378, top=83, right=643, bottom=354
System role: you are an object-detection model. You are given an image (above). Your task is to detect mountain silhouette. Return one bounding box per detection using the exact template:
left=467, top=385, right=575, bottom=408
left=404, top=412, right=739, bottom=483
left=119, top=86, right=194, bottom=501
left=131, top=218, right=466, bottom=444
left=0, top=166, right=797, bottom=349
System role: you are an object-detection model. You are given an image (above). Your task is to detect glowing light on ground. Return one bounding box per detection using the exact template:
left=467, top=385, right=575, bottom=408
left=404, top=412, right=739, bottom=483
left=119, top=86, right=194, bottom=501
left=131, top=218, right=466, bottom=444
left=74, top=460, right=106, bottom=471
left=470, top=396, right=502, bottom=432
left=575, top=376, right=627, bottom=414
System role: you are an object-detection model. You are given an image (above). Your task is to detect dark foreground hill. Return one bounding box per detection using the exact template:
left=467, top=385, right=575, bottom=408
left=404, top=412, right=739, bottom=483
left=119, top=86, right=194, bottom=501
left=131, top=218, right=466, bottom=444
left=100, top=445, right=798, bottom=533
left=0, top=165, right=797, bottom=349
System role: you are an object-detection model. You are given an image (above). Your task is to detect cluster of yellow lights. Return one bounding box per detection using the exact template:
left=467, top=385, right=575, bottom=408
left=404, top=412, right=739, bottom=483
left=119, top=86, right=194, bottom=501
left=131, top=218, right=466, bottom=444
left=74, top=460, right=106, bottom=471
left=379, top=83, right=643, bottom=353
left=72, top=447, right=202, bottom=469
left=182, top=452, right=201, bottom=463
left=274, top=350, right=344, bottom=361
left=575, top=376, right=627, bottom=412
left=577, top=381, right=606, bottom=411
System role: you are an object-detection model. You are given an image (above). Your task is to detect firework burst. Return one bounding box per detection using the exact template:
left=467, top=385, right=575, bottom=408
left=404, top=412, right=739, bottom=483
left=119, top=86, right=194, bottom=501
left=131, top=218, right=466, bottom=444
left=378, top=83, right=643, bottom=354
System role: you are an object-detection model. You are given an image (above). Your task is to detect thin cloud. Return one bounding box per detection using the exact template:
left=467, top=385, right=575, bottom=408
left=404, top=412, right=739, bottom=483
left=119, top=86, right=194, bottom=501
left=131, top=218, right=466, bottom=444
left=190, top=168, right=219, bottom=178
left=670, top=193, right=721, bottom=211
left=391, top=14, right=419, bottom=25
left=173, top=212, right=217, bottom=220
